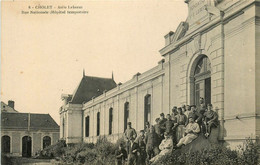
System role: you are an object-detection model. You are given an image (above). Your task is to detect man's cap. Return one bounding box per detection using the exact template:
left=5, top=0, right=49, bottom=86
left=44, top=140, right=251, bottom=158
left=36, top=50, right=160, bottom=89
left=155, top=118, right=160, bottom=122
left=160, top=113, right=165, bottom=116
left=207, top=103, right=213, bottom=107
left=145, top=122, right=150, bottom=125
left=127, top=122, right=132, bottom=125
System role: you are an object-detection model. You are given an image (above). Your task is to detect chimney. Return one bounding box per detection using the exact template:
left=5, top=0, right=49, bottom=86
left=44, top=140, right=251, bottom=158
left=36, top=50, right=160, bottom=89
left=164, top=31, right=174, bottom=46
left=8, top=100, right=14, bottom=109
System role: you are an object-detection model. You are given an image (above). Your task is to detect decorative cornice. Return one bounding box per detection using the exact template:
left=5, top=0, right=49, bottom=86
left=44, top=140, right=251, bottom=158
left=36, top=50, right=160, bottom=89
left=160, top=0, right=256, bottom=57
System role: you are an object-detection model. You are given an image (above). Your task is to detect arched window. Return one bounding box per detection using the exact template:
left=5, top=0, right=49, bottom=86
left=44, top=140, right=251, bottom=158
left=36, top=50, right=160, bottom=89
left=124, top=102, right=129, bottom=131
left=1, top=135, right=10, bottom=153
left=85, top=116, right=90, bottom=137
left=109, top=108, right=113, bottom=135
left=43, top=136, right=51, bottom=149
left=97, top=112, right=100, bottom=136
left=194, top=56, right=211, bottom=106
left=144, top=94, right=151, bottom=128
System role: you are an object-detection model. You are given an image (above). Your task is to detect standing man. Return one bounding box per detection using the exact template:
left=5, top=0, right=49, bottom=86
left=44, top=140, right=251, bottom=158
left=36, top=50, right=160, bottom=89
left=159, top=113, right=167, bottom=135
left=175, top=108, right=187, bottom=142
left=145, top=126, right=160, bottom=161
left=164, top=114, right=175, bottom=135
left=199, top=97, right=206, bottom=115
left=154, top=118, right=163, bottom=143
left=124, top=122, right=137, bottom=154
left=144, top=122, right=150, bottom=135
left=136, top=130, right=146, bottom=165
left=187, top=105, right=203, bottom=126
left=184, top=105, right=192, bottom=118
left=181, top=105, right=187, bottom=114
left=127, top=137, right=139, bottom=165
left=171, top=106, right=178, bottom=123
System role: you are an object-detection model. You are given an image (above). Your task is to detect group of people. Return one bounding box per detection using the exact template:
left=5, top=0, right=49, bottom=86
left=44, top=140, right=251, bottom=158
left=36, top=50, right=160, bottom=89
left=116, top=98, right=219, bottom=165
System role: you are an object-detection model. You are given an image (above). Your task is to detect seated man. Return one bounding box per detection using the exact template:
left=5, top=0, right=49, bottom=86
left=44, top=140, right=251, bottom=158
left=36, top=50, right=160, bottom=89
left=203, top=104, right=218, bottom=138
left=149, top=132, right=173, bottom=164
left=176, top=117, right=200, bottom=148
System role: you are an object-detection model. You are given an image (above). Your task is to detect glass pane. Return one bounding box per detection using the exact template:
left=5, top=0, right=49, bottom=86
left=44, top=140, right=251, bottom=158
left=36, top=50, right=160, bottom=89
left=195, top=59, right=203, bottom=75
left=206, top=58, right=211, bottom=71
left=194, top=57, right=211, bottom=75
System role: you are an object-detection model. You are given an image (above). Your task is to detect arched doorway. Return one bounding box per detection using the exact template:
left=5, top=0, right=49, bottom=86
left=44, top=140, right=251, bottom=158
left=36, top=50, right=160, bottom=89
left=192, top=56, right=211, bottom=106
left=2, top=135, right=11, bottom=153
left=43, top=136, right=51, bottom=149
left=22, top=136, right=32, bottom=157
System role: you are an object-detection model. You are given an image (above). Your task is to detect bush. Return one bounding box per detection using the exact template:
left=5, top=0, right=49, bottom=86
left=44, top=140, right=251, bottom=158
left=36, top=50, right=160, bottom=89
left=156, top=139, right=260, bottom=165
left=39, top=140, right=66, bottom=159
left=60, top=137, right=117, bottom=165
left=38, top=136, right=259, bottom=165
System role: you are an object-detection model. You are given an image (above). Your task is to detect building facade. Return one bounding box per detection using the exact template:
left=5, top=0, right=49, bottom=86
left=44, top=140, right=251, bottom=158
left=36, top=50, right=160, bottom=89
left=60, top=0, right=260, bottom=148
left=1, top=101, right=60, bottom=157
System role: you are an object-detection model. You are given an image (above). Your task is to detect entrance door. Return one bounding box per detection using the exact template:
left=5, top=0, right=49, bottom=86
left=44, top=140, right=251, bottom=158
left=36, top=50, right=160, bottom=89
left=193, top=56, right=211, bottom=107
left=204, top=78, right=211, bottom=106
left=22, top=136, right=32, bottom=157
left=195, top=78, right=211, bottom=107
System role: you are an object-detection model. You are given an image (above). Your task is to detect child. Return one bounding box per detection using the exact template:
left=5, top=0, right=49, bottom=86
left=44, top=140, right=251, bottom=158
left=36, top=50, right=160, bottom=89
left=116, top=143, right=127, bottom=165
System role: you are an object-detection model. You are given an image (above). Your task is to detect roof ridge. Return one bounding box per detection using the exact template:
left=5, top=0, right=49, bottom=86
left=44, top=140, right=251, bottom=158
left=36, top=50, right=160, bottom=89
left=84, top=75, right=114, bottom=80
left=2, top=112, right=50, bottom=115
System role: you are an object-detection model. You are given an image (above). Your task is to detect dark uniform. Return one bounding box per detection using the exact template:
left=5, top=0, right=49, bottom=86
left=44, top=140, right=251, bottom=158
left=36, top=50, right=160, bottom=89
left=115, top=148, right=127, bottom=165
left=127, top=140, right=139, bottom=165
left=203, top=110, right=218, bottom=137
left=164, top=119, right=175, bottom=135
left=154, top=123, right=163, bottom=142
left=124, top=127, right=137, bottom=154
left=136, top=135, right=146, bottom=165
left=187, top=111, right=203, bottom=125
left=145, top=131, right=160, bottom=160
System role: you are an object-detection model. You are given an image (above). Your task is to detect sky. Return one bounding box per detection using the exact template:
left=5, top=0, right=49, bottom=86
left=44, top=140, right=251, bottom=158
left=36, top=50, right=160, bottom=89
left=1, top=0, right=188, bottom=124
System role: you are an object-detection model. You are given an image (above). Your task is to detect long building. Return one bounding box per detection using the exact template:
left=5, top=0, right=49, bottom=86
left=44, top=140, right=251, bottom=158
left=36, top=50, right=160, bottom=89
left=60, top=0, right=260, bottom=148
